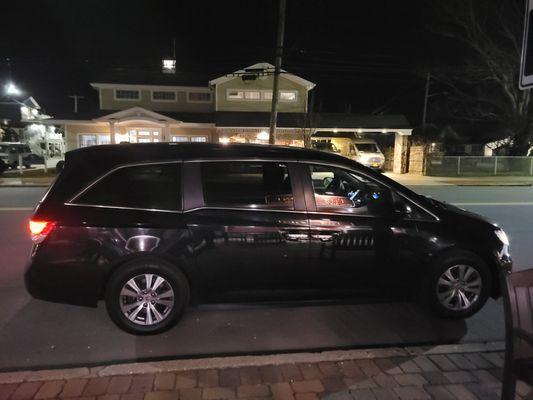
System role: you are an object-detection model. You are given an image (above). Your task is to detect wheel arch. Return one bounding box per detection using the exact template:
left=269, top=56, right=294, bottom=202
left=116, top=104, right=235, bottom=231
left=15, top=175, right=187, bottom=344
left=98, top=253, right=197, bottom=304
left=425, top=245, right=500, bottom=298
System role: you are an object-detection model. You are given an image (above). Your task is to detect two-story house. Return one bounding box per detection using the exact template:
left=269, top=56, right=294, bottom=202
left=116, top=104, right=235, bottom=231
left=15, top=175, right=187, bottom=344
left=41, top=62, right=412, bottom=172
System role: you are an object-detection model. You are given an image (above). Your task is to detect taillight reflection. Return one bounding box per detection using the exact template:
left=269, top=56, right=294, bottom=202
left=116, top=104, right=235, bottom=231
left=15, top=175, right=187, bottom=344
left=29, top=219, right=56, bottom=244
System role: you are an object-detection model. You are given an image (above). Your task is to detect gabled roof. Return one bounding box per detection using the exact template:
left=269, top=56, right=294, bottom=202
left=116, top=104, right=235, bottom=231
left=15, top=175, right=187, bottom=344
left=94, top=106, right=181, bottom=123
left=209, top=63, right=316, bottom=90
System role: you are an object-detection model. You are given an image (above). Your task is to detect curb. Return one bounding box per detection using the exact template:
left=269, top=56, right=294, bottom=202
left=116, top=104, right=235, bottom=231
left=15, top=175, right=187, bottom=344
left=0, top=184, right=50, bottom=188
left=0, top=341, right=505, bottom=384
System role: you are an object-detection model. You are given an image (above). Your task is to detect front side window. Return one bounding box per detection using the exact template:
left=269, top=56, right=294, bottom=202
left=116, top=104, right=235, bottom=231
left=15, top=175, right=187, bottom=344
left=75, top=163, right=181, bottom=211
left=309, top=165, right=392, bottom=215
left=202, top=162, right=294, bottom=210
left=115, top=90, right=140, bottom=100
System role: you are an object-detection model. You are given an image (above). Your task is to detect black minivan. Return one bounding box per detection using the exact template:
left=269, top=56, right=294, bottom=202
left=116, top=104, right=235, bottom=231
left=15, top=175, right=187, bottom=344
left=25, top=143, right=512, bottom=334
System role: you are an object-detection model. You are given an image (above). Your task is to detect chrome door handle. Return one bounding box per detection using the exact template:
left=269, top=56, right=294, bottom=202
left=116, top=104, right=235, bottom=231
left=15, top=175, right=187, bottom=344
left=311, top=234, right=334, bottom=242
left=282, top=232, right=309, bottom=241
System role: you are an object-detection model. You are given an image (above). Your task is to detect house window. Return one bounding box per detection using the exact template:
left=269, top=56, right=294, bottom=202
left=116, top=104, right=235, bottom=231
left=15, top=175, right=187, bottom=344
left=280, top=91, right=297, bottom=102
left=79, top=135, right=97, bottom=148
left=190, top=136, right=207, bottom=142
left=263, top=91, right=273, bottom=100
left=115, top=90, right=140, bottom=100
left=188, top=92, right=211, bottom=102
left=244, top=91, right=261, bottom=100
left=172, top=136, right=189, bottom=142
left=227, top=90, right=244, bottom=99
left=152, top=90, right=176, bottom=101
left=78, top=134, right=110, bottom=148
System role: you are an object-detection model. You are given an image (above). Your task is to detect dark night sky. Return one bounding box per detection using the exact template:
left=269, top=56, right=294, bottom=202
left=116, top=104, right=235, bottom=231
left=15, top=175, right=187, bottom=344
left=1, top=0, right=457, bottom=124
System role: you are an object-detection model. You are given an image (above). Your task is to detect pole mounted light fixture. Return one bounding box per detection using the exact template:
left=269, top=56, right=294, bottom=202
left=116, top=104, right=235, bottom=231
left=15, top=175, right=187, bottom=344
left=4, top=82, right=21, bottom=96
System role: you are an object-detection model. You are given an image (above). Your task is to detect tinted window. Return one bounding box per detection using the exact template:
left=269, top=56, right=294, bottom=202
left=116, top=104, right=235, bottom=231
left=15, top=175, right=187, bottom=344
left=202, top=162, right=293, bottom=210
left=309, top=165, right=392, bottom=215
left=76, top=163, right=181, bottom=210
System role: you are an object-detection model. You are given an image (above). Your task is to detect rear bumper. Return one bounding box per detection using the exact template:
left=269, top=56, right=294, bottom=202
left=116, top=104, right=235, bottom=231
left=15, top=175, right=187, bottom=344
left=24, top=247, right=101, bottom=307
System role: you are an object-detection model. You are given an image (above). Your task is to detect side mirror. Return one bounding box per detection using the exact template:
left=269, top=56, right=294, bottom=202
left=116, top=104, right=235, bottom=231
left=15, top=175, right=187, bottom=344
left=394, top=201, right=412, bottom=216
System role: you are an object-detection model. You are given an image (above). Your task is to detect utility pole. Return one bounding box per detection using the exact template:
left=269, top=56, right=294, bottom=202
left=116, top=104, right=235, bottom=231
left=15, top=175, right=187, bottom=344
left=421, top=71, right=431, bottom=174
left=421, top=72, right=431, bottom=135
left=268, top=0, right=287, bottom=145
left=68, top=94, right=84, bottom=113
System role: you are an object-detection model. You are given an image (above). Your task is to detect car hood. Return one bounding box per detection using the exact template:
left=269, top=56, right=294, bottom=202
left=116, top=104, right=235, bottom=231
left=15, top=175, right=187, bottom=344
left=427, top=197, right=495, bottom=227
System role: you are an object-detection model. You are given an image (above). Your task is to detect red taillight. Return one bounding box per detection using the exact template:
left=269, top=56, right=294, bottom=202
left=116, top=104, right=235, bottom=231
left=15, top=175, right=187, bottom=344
left=29, top=219, right=55, bottom=244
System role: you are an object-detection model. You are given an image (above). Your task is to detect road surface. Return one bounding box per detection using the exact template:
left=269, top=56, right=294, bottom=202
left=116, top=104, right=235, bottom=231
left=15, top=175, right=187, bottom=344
left=0, top=184, right=531, bottom=371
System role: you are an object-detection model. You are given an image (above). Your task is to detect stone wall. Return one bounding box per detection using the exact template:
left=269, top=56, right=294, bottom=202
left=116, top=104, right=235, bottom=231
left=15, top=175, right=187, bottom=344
left=408, top=145, right=426, bottom=175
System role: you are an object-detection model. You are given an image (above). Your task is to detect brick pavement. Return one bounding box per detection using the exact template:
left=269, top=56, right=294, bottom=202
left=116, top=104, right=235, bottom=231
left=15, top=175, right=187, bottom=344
left=0, top=344, right=530, bottom=400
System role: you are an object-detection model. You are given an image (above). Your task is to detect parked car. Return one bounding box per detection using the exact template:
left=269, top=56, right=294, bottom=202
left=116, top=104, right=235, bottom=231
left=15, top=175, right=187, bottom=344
left=0, top=142, right=34, bottom=169
left=25, top=143, right=512, bottom=334
left=311, top=141, right=340, bottom=154
left=312, top=138, right=386, bottom=170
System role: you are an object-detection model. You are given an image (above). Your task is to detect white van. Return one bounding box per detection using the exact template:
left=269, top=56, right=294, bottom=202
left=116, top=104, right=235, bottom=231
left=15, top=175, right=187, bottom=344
left=348, top=139, right=386, bottom=170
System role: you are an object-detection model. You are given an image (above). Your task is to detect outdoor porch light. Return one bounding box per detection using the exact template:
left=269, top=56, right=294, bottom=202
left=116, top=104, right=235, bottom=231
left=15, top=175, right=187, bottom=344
left=257, top=130, right=269, bottom=141
left=333, top=128, right=338, bottom=133
left=357, top=128, right=363, bottom=133
left=219, top=137, right=230, bottom=144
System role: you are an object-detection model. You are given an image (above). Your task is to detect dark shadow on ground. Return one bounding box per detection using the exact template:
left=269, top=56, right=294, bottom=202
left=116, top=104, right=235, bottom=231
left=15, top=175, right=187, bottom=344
left=0, top=298, right=474, bottom=371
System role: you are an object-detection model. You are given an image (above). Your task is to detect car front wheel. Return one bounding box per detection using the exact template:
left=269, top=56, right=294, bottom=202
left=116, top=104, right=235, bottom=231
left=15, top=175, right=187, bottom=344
left=423, top=251, right=491, bottom=318
left=105, top=259, right=189, bottom=335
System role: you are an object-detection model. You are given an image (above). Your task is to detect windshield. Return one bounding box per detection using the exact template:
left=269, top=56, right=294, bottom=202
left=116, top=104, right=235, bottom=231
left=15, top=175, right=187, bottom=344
left=355, top=143, right=379, bottom=153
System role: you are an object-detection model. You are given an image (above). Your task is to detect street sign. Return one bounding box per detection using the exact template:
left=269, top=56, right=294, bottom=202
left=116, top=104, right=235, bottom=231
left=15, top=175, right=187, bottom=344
left=520, top=0, right=533, bottom=89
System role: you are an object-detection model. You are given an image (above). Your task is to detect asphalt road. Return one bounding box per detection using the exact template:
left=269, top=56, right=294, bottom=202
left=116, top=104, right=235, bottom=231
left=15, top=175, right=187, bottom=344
left=0, top=184, right=531, bottom=371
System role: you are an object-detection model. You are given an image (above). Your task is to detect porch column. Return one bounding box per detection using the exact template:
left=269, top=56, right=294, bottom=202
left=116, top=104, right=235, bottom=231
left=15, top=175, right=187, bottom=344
left=109, top=121, right=116, bottom=144
left=162, top=123, right=170, bottom=142
left=393, top=131, right=409, bottom=174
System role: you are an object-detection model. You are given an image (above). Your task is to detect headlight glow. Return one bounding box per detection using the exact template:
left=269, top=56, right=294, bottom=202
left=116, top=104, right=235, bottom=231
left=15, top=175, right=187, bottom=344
left=495, top=229, right=509, bottom=246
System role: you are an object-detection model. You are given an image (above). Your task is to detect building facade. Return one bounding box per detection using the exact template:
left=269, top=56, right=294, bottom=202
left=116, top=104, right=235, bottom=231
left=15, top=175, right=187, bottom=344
left=42, top=63, right=413, bottom=173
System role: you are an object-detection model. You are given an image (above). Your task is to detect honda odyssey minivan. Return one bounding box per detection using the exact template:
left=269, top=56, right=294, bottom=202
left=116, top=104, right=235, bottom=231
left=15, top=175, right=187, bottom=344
left=25, top=143, right=512, bottom=334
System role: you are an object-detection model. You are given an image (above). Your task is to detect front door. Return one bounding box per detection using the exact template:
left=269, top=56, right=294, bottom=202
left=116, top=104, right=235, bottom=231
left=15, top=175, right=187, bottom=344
left=183, top=160, right=310, bottom=303
left=301, top=163, right=418, bottom=298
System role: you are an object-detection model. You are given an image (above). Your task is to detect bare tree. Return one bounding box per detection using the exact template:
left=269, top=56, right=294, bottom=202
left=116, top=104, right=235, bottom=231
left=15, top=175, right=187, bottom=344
left=429, top=0, right=531, bottom=155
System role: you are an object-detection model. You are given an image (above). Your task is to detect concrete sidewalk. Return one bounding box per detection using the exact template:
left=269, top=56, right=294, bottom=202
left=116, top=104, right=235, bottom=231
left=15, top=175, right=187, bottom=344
left=0, top=342, right=528, bottom=400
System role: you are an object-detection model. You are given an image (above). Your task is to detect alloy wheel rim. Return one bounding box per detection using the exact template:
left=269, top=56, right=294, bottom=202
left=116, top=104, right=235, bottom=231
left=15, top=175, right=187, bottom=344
left=119, top=273, right=175, bottom=326
left=436, top=265, right=482, bottom=311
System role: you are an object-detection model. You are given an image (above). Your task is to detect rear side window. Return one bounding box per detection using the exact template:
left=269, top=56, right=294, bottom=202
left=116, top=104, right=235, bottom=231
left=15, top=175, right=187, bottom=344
left=75, top=163, right=181, bottom=210
left=201, top=161, right=294, bottom=210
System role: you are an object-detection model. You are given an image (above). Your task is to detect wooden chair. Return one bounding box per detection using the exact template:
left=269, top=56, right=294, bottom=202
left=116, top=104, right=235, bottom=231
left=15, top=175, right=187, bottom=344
left=501, top=268, right=533, bottom=399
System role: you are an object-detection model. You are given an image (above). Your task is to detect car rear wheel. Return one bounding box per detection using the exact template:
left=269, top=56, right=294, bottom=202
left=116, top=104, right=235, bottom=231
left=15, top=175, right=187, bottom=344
left=105, top=259, right=189, bottom=335
left=423, top=251, right=491, bottom=318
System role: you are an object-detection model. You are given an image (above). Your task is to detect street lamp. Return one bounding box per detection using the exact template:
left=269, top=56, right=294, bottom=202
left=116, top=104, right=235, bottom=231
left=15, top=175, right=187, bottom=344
left=4, top=82, right=21, bottom=96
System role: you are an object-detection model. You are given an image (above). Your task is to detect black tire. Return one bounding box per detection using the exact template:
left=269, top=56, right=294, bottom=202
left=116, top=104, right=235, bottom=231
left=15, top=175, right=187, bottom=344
left=105, top=259, right=190, bottom=335
left=421, top=250, right=491, bottom=319
left=55, top=160, right=65, bottom=173
left=10, top=161, right=18, bottom=170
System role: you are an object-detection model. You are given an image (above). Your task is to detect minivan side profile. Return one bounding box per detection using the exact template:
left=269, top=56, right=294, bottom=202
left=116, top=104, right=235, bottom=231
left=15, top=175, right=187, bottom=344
left=25, top=143, right=512, bottom=334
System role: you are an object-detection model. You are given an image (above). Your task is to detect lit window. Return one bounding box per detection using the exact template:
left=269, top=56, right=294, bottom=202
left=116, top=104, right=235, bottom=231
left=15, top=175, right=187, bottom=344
left=115, top=90, right=140, bottom=100
left=79, top=135, right=97, bottom=148
left=190, top=136, right=207, bottom=142
left=172, top=136, right=189, bottom=142
left=244, top=91, right=261, bottom=100
left=188, top=92, right=211, bottom=102
left=152, top=91, right=176, bottom=101
left=263, top=91, right=273, bottom=100
left=227, top=90, right=244, bottom=99
left=280, top=91, right=297, bottom=101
